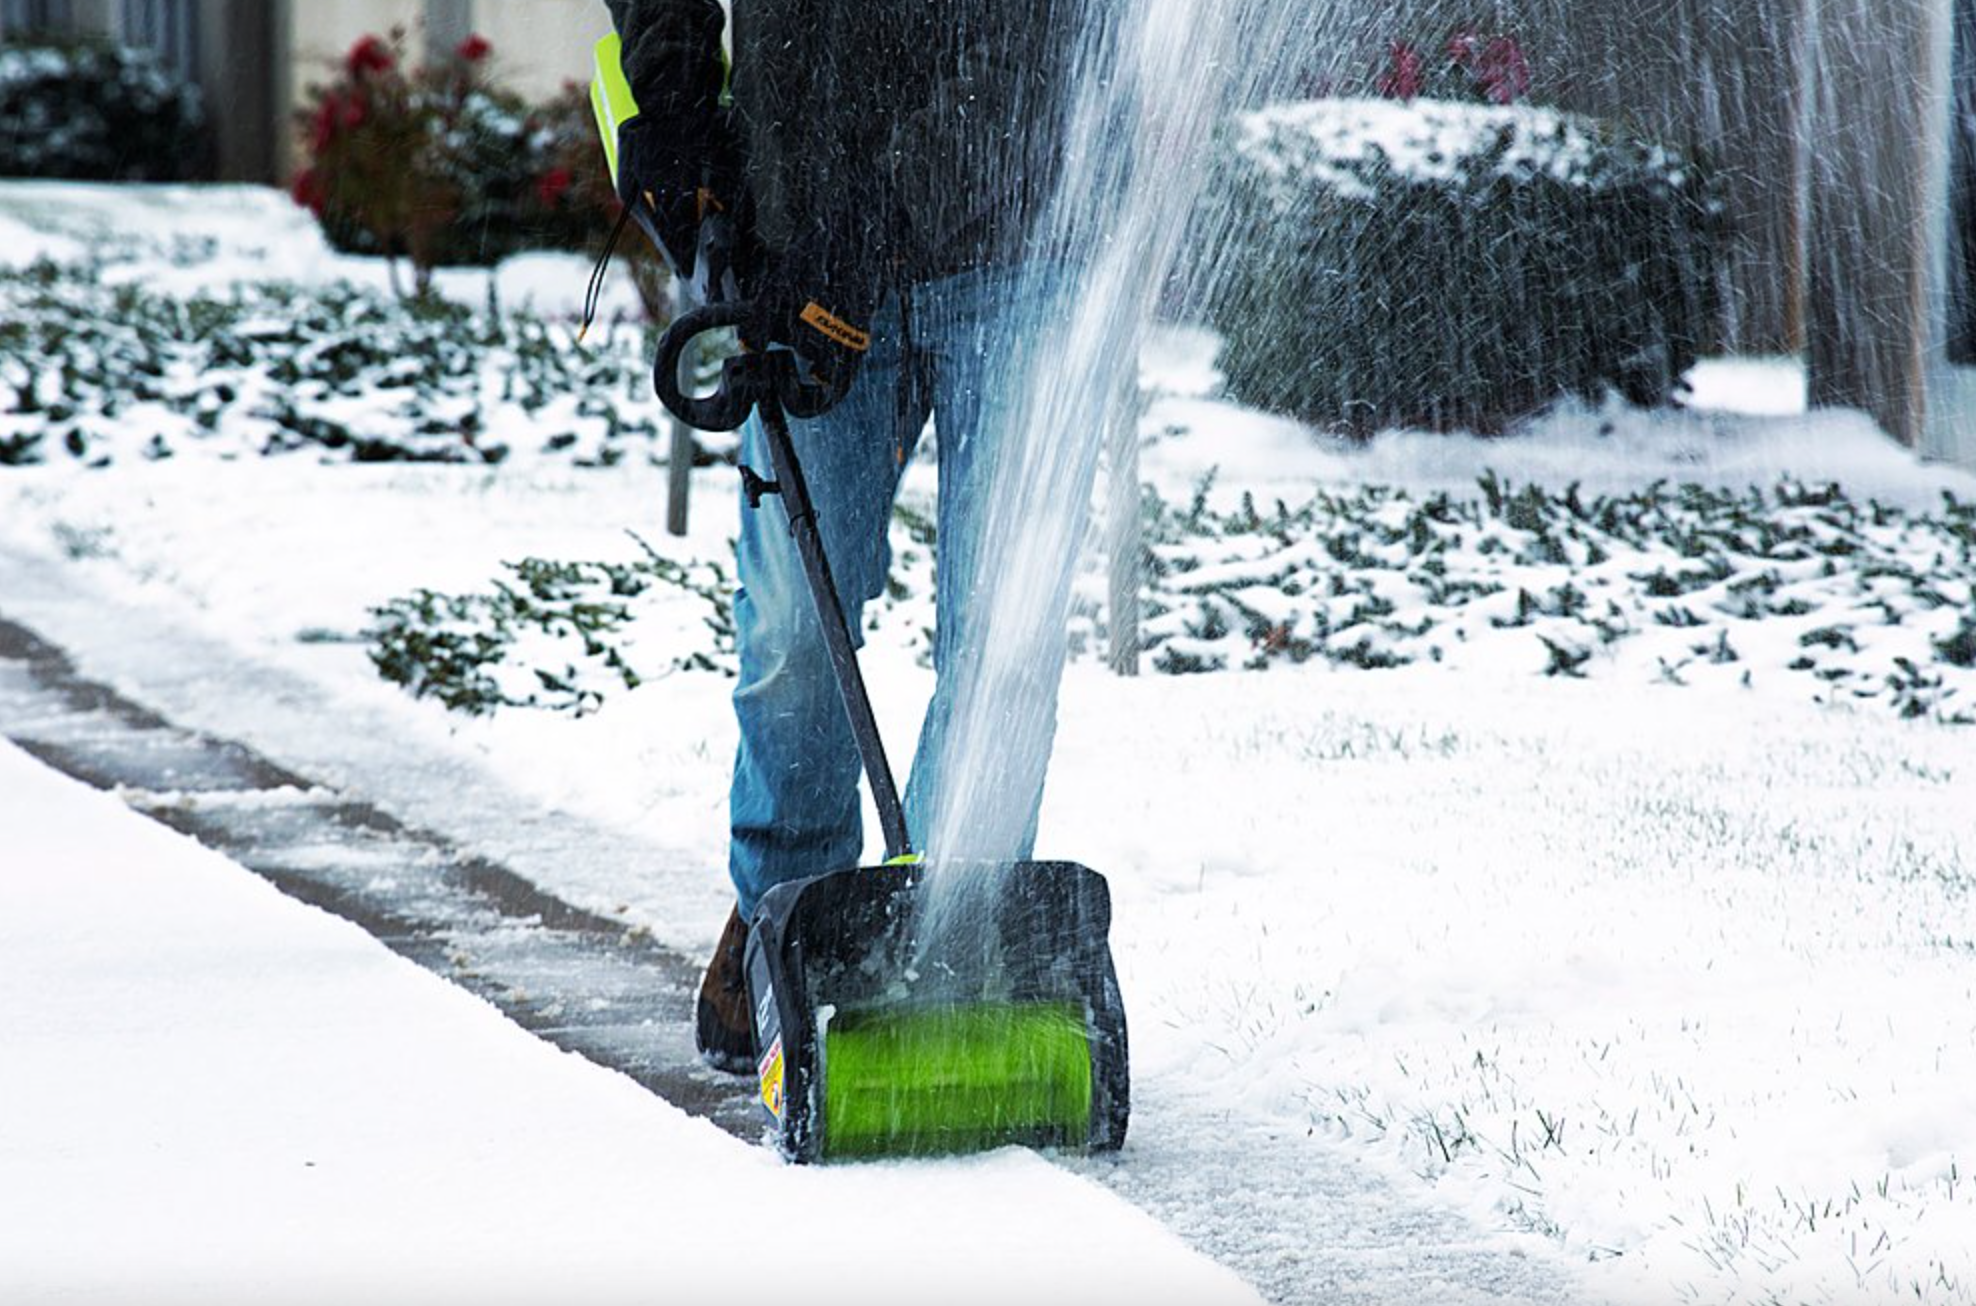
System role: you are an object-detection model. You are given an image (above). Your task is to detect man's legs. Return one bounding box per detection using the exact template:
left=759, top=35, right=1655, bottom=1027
left=729, top=261, right=1082, bottom=899
left=728, top=302, right=908, bottom=919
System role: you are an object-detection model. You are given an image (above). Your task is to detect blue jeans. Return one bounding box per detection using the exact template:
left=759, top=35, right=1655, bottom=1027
left=728, top=263, right=1065, bottom=916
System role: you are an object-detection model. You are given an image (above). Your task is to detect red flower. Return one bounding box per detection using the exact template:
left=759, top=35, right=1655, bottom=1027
left=1476, top=36, right=1531, bottom=104
left=338, top=92, right=367, bottom=131
left=1376, top=41, right=1425, bottom=100
left=309, top=95, right=341, bottom=153
left=456, top=33, right=492, bottom=63
left=536, top=165, right=573, bottom=209
left=1447, top=28, right=1483, bottom=65
left=346, top=34, right=394, bottom=78
left=289, top=167, right=326, bottom=214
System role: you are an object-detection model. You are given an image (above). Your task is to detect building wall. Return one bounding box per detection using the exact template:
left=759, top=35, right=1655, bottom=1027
left=0, top=0, right=76, bottom=34
left=473, top=0, right=601, bottom=105
left=1542, top=0, right=1807, bottom=355
left=1951, top=0, right=1976, bottom=365
left=285, top=0, right=597, bottom=104
left=1928, top=0, right=1976, bottom=464
left=287, top=0, right=420, bottom=100
left=70, top=0, right=114, bottom=32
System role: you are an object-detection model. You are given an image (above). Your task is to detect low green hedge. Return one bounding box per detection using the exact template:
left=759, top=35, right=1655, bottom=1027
left=1212, top=98, right=1723, bottom=436
left=0, top=262, right=674, bottom=466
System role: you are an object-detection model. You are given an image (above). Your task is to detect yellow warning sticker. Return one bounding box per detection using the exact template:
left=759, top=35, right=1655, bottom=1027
left=759, top=1037, right=786, bottom=1120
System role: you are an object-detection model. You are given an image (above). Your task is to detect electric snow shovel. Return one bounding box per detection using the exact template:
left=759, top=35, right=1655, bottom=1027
left=648, top=295, right=1130, bottom=1163
left=636, top=258, right=1127, bottom=1170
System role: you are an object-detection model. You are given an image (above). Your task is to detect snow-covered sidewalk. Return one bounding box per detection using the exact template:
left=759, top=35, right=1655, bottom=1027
left=0, top=739, right=1257, bottom=1306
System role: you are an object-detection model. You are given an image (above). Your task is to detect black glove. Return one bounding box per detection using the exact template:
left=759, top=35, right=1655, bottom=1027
left=614, top=111, right=738, bottom=282
left=740, top=246, right=878, bottom=398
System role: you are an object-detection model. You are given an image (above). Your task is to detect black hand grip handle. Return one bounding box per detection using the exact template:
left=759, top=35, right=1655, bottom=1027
left=653, top=300, right=863, bottom=431
left=654, top=301, right=756, bottom=432
left=777, top=356, right=856, bottom=421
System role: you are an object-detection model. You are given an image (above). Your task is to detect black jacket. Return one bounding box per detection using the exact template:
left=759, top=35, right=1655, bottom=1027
left=605, top=0, right=1089, bottom=290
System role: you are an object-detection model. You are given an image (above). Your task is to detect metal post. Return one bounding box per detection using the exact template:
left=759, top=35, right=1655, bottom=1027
left=665, top=278, right=696, bottom=537
left=422, top=0, right=472, bottom=59
left=1106, top=365, right=1142, bottom=677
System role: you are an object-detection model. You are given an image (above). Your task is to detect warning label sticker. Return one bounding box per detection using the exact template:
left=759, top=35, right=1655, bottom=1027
left=759, top=1037, right=786, bottom=1121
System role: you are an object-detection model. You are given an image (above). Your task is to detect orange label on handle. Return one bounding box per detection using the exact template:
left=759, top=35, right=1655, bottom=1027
left=800, top=302, right=873, bottom=353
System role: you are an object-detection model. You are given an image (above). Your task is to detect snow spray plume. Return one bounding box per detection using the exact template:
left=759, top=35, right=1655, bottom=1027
left=898, top=0, right=1935, bottom=946
left=909, top=0, right=1314, bottom=956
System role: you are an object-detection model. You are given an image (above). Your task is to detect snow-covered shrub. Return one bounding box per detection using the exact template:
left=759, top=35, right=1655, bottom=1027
left=362, top=459, right=1976, bottom=728
left=368, top=539, right=735, bottom=716
left=0, top=40, right=209, bottom=181
left=293, top=32, right=608, bottom=291
left=366, top=505, right=940, bottom=715
left=0, top=263, right=674, bottom=466
left=1130, top=473, right=1976, bottom=725
left=1213, top=98, right=1721, bottom=436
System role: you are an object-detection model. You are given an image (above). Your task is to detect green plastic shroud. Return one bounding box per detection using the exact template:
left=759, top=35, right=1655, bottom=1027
left=821, top=1001, right=1094, bottom=1160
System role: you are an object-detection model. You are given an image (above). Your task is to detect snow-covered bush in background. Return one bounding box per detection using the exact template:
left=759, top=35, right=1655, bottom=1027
left=0, top=39, right=209, bottom=181
left=1213, top=98, right=1721, bottom=437
left=292, top=31, right=608, bottom=293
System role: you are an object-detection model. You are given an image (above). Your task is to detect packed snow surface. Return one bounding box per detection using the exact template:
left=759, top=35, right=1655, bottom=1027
left=0, top=738, right=1258, bottom=1306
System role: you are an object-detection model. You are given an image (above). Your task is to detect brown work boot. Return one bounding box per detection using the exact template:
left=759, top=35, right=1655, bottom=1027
left=695, top=904, right=755, bottom=1074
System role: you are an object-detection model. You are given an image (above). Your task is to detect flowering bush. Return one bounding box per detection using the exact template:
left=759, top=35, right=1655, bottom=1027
left=1376, top=27, right=1533, bottom=105
left=293, top=31, right=611, bottom=292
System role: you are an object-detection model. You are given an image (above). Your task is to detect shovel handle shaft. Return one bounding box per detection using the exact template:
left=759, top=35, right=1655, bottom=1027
left=756, top=397, right=914, bottom=862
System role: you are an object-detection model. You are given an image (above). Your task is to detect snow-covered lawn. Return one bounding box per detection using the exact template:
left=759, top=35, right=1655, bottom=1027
left=0, top=739, right=1256, bottom=1306
left=4, top=181, right=1975, bottom=1304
